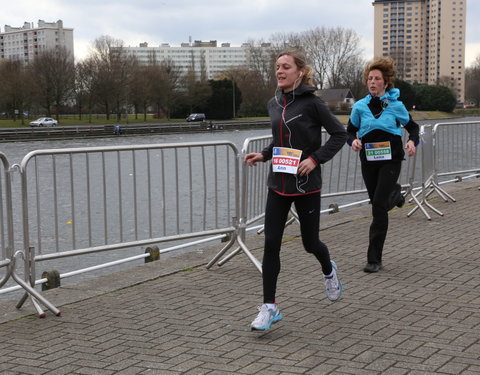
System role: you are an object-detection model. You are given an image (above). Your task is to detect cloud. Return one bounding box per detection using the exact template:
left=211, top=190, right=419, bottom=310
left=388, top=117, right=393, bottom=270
left=466, top=43, right=480, bottom=67
left=0, top=0, right=476, bottom=66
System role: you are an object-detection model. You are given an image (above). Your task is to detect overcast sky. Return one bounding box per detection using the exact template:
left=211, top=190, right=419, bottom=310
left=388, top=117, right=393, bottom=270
left=2, top=0, right=479, bottom=67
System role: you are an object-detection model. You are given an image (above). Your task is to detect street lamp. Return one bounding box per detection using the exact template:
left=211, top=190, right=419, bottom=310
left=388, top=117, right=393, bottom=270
left=232, top=79, right=236, bottom=119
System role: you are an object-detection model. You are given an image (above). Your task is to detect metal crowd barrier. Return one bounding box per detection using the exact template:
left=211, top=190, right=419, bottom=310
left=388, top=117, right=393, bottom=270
left=408, top=120, right=480, bottom=219
left=207, top=130, right=420, bottom=271
left=5, top=141, right=239, bottom=316
left=0, top=153, right=12, bottom=286
left=1, top=121, right=479, bottom=314
left=0, top=152, right=60, bottom=317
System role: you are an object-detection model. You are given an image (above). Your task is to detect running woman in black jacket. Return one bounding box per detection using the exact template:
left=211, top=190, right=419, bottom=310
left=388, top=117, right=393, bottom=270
left=245, top=50, right=347, bottom=331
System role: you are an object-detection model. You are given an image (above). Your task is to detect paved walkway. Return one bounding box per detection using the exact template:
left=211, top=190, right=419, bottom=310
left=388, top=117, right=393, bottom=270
left=1, top=181, right=479, bottom=375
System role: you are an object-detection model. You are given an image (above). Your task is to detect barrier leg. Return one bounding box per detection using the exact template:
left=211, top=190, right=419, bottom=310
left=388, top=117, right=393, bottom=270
left=217, top=246, right=242, bottom=266
left=11, top=270, right=60, bottom=317
left=431, top=181, right=456, bottom=202
left=206, top=233, right=236, bottom=269
left=236, top=236, right=262, bottom=273
left=11, top=252, right=60, bottom=317
left=207, top=227, right=262, bottom=273
left=407, top=182, right=444, bottom=220
left=16, top=291, right=29, bottom=309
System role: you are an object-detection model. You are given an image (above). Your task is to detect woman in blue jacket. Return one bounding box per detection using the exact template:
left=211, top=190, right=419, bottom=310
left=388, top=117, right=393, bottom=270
left=347, top=58, right=419, bottom=273
left=245, top=50, right=347, bottom=331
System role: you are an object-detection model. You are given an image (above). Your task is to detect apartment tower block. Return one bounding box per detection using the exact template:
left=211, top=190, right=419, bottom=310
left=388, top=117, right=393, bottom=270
left=0, top=20, right=74, bottom=64
left=373, top=0, right=466, bottom=102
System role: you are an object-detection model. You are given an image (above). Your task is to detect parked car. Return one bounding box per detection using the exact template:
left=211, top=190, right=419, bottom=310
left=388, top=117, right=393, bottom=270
left=29, top=117, right=58, bottom=127
left=186, top=113, right=206, bottom=122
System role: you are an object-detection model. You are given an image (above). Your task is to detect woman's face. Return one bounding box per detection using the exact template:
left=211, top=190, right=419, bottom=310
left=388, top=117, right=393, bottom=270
left=276, top=54, right=303, bottom=92
left=367, top=69, right=387, bottom=97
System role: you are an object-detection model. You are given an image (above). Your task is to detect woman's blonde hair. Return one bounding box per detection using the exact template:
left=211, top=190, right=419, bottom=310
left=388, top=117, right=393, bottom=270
left=363, top=58, right=397, bottom=90
left=276, top=50, right=315, bottom=86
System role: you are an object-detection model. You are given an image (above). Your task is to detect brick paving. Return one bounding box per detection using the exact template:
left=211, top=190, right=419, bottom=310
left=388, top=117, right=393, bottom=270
left=0, top=182, right=479, bottom=374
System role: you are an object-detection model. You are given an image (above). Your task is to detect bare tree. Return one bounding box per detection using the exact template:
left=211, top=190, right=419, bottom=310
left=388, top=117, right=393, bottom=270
left=182, top=50, right=211, bottom=114
left=323, top=27, right=363, bottom=88
left=245, top=27, right=364, bottom=92
left=243, top=39, right=277, bottom=91
left=159, top=58, right=182, bottom=119
left=127, top=57, right=151, bottom=121
left=145, top=58, right=182, bottom=119
left=338, top=55, right=366, bottom=100
left=0, top=60, right=31, bottom=123
left=89, top=35, right=131, bottom=121
left=74, top=59, right=97, bottom=121
left=301, top=27, right=330, bottom=89
left=465, top=55, right=480, bottom=106
left=30, top=47, right=75, bottom=119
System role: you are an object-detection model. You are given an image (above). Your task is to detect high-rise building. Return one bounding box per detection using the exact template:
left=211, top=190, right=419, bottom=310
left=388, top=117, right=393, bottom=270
left=0, top=20, right=74, bottom=63
left=373, top=0, right=466, bottom=102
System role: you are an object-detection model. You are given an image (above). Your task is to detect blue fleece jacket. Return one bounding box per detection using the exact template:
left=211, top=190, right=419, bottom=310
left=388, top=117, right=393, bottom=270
left=349, top=88, right=410, bottom=139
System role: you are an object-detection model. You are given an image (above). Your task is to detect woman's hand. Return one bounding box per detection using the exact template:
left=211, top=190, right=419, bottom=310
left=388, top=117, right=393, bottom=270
left=351, top=139, right=362, bottom=152
left=297, top=158, right=316, bottom=176
left=405, top=140, right=416, bottom=157
left=244, top=152, right=264, bottom=166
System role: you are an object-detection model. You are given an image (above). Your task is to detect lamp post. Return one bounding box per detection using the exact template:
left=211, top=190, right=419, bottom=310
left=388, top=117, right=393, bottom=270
left=232, top=79, right=236, bottom=119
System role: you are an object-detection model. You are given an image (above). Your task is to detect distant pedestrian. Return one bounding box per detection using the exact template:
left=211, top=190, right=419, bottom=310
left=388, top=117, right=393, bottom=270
left=347, top=58, right=419, bottom=273
left=114, top=125, right=122, bottom=135
left=244, top=50, right=347, bottom=331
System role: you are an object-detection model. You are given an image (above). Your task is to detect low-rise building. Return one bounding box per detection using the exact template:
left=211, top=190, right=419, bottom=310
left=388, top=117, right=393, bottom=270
left=317, top=89, right=356, bottom=110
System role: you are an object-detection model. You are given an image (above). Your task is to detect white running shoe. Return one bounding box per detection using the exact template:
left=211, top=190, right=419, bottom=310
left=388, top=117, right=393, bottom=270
left=250, top=304, right=283, bottom=331
left=324, top=260, right=343, bottom=301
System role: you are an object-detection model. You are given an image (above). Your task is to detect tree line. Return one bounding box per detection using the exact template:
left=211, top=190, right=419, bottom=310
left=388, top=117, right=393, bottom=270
left=0, top=27, right=468, bottom=125
left=465, top=55, right=480, bottom=107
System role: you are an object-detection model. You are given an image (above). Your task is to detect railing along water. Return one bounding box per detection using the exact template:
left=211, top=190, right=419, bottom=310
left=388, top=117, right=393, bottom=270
left=409, top=120, right=480, bottom=219
left=208, top=130, right=419, bottom=269
left=0, top=119, right=479, bottom=316
left=0, top=153, right=12, bottom=283
left=11, top=141, right=239, bottom=316
left=237, top=131, right=418, bottom=216
left=433, top=121, right=480, bottom=182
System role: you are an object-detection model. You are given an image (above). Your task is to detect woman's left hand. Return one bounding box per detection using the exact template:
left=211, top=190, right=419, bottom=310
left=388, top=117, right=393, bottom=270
left=405, top=140, right=416, bottom=157
left=297, top=158, right=316, bottom=176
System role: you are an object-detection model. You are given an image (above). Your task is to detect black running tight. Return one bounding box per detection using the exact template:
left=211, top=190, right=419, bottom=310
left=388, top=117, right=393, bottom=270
left=262, top=189, right=332, bottom=303
left=361, top=161, right=402, bottom=264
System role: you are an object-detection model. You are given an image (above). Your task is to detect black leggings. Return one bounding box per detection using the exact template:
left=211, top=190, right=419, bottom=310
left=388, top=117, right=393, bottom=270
left=262, top=190, right=332, bottom=303
left=361, top=161, right=402, bottom=264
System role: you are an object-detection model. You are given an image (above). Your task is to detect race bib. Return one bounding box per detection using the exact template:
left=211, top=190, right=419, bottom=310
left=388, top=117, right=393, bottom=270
left=272, top=147, right=302, bottom=174
left=365, top=141, right=392, bottom=161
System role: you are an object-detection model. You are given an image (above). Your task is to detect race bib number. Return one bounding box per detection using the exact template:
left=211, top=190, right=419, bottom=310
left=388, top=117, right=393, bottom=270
left=365, top=141, right=392, bottom=161
left=272, top=147, right=302, bottom=174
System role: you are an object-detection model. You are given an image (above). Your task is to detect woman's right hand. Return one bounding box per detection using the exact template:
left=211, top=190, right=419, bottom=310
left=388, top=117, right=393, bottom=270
left=244, top=152, right=264, bottom=166
left=351, top=139, right=362, bottom=152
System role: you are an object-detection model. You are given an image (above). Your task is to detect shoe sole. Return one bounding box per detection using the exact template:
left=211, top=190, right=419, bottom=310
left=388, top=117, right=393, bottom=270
left=251, top=313, right=283, bottom=331
left=325, top=260, right=343, bottom=301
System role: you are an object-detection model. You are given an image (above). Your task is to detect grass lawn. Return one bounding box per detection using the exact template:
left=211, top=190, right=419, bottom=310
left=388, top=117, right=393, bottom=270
left=0, top=110, right=477, bottom=128
left=0, top=114, right=184, bottom=128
